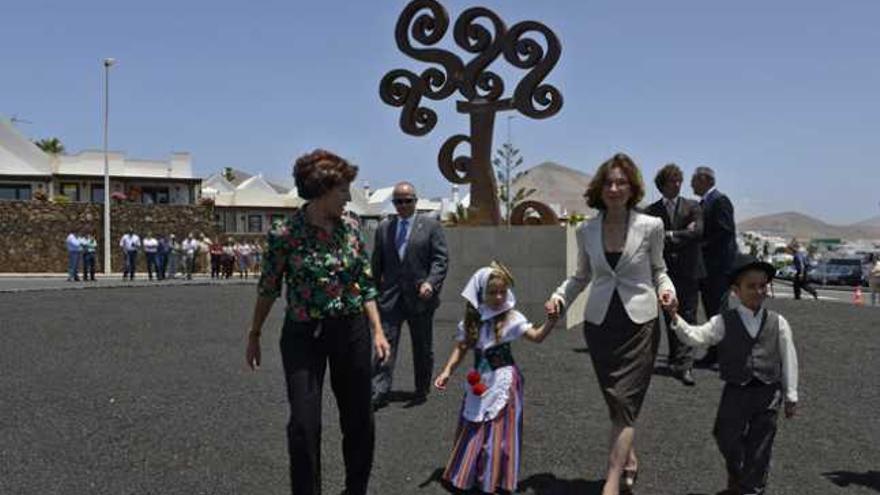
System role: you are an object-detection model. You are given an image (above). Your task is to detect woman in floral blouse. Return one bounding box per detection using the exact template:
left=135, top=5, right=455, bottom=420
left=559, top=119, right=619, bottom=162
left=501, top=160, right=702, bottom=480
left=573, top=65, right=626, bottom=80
left=246, top=149, right=390, bottom=495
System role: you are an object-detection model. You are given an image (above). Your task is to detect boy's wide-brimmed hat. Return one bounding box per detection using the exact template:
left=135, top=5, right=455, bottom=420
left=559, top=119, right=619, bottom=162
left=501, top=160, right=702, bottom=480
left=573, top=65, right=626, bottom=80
left=728, top=253, right=776, bottom=285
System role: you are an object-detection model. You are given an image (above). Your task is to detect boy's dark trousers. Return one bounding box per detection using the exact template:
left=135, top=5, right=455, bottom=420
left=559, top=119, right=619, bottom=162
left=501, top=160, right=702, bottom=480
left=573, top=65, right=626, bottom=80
left=280, top=315, right=375, bottom=495
left=714, top=381, right=782, bottom=495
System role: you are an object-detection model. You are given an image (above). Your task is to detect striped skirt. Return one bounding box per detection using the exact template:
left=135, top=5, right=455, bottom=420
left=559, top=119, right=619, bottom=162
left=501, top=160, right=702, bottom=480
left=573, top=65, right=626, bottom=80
left=442, top=367, right=524, bottom=493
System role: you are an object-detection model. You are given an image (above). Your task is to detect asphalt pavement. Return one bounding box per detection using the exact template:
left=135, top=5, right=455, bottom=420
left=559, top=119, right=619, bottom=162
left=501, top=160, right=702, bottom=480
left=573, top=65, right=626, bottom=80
left=1, top=285, right=878, bottom=494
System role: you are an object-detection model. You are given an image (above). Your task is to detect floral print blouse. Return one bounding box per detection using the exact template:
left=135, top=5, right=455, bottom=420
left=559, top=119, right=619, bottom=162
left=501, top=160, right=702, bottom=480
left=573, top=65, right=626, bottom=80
left=257, top=207, right=378, bottom=322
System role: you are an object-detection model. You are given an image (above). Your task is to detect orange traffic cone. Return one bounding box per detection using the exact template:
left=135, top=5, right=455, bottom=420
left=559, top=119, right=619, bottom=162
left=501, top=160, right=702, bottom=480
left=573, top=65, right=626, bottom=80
left=853, top=286, right=864, bottom=306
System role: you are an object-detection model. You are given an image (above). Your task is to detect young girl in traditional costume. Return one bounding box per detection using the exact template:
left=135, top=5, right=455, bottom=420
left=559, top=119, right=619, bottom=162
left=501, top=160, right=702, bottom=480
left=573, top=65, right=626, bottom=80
left=434, top=261, right=558, bottom=494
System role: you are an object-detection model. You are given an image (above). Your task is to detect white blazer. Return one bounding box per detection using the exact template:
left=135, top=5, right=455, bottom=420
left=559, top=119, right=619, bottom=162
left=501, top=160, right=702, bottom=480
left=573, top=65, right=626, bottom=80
left=553, top=210, right=675, bottom=325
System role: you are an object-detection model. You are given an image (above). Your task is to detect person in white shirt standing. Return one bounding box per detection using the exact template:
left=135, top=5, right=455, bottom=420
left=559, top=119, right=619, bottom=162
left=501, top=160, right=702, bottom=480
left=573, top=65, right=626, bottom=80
left=236, top=241, right=252, bottom=278
left=167, top=234, right=181, bottom=279
left=119, top=228, right=141, bottom=281
left=142, top=232, right=159, bottom=281
left=665, top=254, right=798, bottom=495
left=65, top=230, right=82, bottom=281
left=182, top=232, right=199, bottom=280
left=868, top=254, right=880, bottom=306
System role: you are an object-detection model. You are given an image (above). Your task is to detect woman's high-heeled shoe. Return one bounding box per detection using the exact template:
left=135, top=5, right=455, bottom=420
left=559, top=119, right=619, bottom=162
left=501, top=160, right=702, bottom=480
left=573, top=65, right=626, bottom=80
left=620, top=468, right=638, bottom=493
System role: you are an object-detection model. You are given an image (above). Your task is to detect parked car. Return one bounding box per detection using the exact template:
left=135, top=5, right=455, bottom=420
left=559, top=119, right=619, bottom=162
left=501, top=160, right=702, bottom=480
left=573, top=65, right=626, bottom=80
left=776, top=265, right=797, bottom=281
left=808, top=258, right=865, bottom=286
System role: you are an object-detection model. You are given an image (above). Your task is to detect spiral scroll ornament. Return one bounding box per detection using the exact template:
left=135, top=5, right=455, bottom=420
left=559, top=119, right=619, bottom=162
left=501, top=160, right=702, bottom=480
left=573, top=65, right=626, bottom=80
left=454, top=7, right=506, bottom=101
left=503, top=21, right=563, bottom=119
left=438, top=135, right=474, bottom=184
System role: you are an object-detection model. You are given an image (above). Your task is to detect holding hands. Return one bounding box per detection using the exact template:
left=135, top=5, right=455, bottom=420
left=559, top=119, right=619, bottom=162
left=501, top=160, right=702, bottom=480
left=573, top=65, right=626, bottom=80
left=659, top=290, right=678, bottom=316
left=544, top=297, right=563, bottom=319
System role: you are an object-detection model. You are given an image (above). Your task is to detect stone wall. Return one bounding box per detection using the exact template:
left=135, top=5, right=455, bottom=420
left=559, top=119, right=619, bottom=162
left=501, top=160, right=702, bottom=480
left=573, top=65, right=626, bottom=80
left=0, top=201, right=217, bottom=273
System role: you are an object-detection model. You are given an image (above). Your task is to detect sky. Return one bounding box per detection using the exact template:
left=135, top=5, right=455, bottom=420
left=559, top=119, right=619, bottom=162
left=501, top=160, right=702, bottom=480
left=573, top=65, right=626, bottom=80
left=2, top=0, right=879, bottom=224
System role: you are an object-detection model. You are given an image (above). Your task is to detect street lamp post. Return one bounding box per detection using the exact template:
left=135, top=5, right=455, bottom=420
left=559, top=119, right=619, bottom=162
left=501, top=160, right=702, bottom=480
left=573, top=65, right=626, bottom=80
left=102, top=58, right=116, bottom=276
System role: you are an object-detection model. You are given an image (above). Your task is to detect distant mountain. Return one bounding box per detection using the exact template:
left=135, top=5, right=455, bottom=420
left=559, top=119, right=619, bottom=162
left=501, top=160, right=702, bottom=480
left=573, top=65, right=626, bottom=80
left=511, top=161, right=594, bottom=216
left=853, top=215, right=880, bottom=228
left=738, top=211, right=880, bottom=240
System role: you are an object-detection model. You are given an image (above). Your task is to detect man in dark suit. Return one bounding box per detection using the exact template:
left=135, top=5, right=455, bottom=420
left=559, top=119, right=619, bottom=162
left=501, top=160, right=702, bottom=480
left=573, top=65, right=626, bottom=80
left=371, top=182, right=449, bottom=409
left=791, top=243, right=818, bottom=300
left=645, top=164, right=705, bottom=386
left=691, top=166, right=738, bottom=367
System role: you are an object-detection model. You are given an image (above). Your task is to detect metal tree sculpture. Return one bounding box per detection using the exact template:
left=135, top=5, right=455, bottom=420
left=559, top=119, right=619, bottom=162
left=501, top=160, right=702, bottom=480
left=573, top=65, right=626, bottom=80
left=380, top=0, right=563, bottom=225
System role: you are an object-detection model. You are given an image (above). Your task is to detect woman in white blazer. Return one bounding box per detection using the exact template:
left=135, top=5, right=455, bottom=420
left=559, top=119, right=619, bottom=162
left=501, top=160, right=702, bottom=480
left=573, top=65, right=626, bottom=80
left=546, top=153, right=676, bottom=495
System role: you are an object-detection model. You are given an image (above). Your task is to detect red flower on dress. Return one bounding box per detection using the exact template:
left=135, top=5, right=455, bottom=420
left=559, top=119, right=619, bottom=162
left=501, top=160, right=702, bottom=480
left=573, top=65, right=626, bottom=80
left=466, top=370, right=481, bottom=386
left=295, top=307, right=308, bottom=321
left=471, top=383, right=488, bottom=396
left=299, top=286, right=312, bottom=300
left=292, top=256, right=303, bottom=268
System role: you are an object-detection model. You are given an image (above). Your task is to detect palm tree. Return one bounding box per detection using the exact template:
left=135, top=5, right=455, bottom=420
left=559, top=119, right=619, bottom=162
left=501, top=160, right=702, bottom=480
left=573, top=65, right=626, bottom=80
left=34, top=137, right=65, bottom=155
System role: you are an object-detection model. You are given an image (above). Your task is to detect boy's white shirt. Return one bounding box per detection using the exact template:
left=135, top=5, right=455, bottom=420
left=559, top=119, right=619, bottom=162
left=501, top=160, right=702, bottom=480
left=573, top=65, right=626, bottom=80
left=671, top=305, right=798, bottom=403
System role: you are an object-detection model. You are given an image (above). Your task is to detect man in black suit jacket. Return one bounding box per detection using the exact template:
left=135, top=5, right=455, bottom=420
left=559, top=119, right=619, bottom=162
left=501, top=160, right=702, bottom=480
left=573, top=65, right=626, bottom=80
left=371, top=182, right=449, bottom=409
left=645, top=164, right=705, bottom=386
left=691, top=166, right=737, bottom=366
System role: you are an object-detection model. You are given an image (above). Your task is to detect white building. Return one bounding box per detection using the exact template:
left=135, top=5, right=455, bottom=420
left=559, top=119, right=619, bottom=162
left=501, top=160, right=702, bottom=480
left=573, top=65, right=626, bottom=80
left=0, top=116, right=200, bottom=204
left=203, top=172, right=304, bottom=235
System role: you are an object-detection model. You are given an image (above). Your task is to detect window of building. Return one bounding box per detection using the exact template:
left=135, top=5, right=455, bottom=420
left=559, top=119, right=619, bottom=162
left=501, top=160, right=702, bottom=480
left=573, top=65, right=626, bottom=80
left=0, top=184, right=32, bottom=200
left=91, top=185, right=105, bottom=203
left=225, top=213, right=238, bottom=233
left=141, top=186, right=170, bottom=204
left=247, top=214, right=263, bottom=233
left=60, top=183, right=79, bottom=201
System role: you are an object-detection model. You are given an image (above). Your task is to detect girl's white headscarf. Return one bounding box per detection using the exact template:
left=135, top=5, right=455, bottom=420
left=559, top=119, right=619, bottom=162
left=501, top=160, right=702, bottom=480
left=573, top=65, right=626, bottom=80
left=461, top=265, right=516, bottom=321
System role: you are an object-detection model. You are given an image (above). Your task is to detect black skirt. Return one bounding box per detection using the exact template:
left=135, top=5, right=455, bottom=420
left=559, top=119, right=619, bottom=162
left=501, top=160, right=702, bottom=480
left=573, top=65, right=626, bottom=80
left=583, top=291, right=660, bottom=427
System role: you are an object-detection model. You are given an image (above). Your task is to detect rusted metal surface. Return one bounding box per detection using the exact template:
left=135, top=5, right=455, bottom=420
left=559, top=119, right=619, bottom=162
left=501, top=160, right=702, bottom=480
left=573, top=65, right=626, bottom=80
left=380, top=0, right=563, bottom=225
left=510, top=200, right=560, bottom=226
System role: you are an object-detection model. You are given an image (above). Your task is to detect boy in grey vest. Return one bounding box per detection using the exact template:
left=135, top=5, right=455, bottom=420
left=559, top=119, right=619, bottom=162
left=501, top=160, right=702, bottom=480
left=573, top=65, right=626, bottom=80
left=665, top=254, right=798, bottom=495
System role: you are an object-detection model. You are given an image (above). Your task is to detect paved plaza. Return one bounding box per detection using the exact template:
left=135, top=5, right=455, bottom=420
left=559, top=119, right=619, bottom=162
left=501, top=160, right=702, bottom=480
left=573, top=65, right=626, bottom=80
left=1, top=285, right=878, bottom=495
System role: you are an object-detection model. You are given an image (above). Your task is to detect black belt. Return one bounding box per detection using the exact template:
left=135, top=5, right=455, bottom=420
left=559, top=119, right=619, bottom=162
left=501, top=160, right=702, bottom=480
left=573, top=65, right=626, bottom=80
left=474, top=343, right=515, bottom=370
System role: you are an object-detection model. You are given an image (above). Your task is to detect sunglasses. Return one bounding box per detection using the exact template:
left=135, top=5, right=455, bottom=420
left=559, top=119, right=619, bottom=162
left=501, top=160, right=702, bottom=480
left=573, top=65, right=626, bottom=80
left=392, top=198, right=416, bottom=205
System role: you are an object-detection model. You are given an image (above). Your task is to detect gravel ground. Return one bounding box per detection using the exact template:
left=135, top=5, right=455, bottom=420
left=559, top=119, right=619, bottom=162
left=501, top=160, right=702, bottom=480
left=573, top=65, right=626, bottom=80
left=1, top=286, right=878, bottom=495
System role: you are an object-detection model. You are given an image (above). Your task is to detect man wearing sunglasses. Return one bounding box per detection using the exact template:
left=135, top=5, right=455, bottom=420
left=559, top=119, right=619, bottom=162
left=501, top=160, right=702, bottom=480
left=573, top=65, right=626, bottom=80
left=371, top=182, right=449, bottom=410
